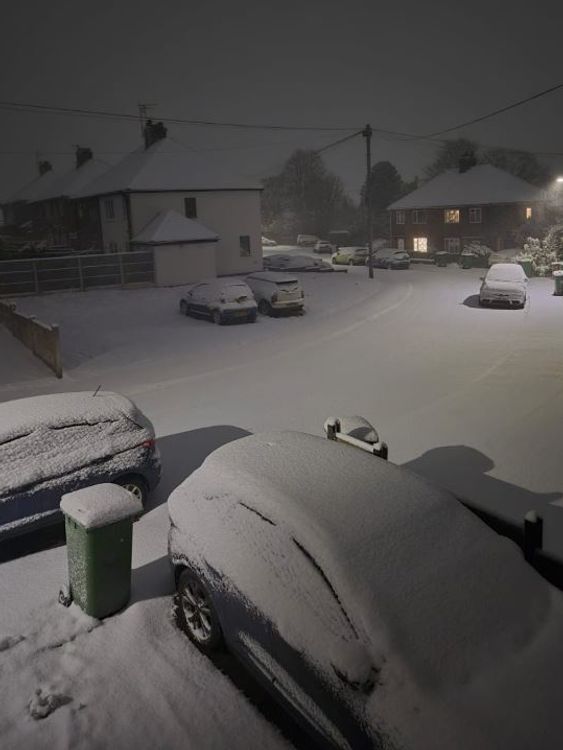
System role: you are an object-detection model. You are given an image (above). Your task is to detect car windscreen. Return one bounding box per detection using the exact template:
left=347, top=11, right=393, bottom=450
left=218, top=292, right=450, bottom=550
left=223, top=285, right=251, bottom=301
left=274, top=280, right=299, bottom=288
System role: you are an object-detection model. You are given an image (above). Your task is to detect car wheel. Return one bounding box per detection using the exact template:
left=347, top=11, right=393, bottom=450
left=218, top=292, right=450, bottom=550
left=213, top=310, right=223, bottom=325
left=117, top=475, right=148, bottom=507
left=179, top=299, right=189, bottom=316
left=258, top=299, right=271, bottom=316
left=175, top=569, right=224, bottom=654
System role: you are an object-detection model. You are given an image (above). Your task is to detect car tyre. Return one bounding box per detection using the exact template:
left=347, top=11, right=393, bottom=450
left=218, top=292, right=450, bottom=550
left=175, top=569, right=224, bottom=654
left=117, top=474, right=148, bottom=507
left=213, top=310, right=223, bottom=325
left=258, top=299, right=271, bottom=316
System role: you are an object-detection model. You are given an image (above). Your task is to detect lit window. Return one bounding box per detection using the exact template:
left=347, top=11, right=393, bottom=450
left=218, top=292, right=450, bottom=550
left=239, top=235, right=251, bottom=257
left=412, top=210, right=426, bottom=224
left=526, top=207, right=533, bottom=220
left=469, top=207, right=482, bottom=224
left=396, top=210, right=405, bottom=225
left=444, top=237, right=460, bottom=252
left=413, top=237, right=428, bottom=253
left=184, top=197, right=197, bottom=219
left=444, top=209, right=460, bottom=223
left=104, top=199, right=115, bottom=220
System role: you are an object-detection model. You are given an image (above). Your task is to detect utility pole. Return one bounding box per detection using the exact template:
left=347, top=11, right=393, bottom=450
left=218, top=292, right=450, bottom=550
left=362, top=124, right=374, bottom=279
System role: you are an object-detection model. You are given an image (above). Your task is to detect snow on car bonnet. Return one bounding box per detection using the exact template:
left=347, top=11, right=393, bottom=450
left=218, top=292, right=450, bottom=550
left=0, top=392, right=153, bottom=496
left=169, top=431, right=552, bottom=689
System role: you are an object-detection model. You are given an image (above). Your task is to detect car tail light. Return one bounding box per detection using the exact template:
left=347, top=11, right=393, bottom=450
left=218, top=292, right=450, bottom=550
left=140, top=438, right=156, bottom=450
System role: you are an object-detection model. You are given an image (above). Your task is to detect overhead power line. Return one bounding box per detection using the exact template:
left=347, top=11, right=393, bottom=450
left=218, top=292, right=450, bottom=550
left=424, top=81, right=563, bottom=138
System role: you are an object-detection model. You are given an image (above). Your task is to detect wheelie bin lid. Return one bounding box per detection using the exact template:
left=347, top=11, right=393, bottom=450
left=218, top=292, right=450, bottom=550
left=61, top=483, right=143, bottom=529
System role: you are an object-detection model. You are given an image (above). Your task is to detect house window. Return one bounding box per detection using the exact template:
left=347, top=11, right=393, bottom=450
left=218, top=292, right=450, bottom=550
left=526, top=207, right=533, bottom=220
left=396, top=210, right=405, bottom=225
left=239, top=235, right=251, bottom=257
left=469, top=207, right=482, bottom=224
left=444, top=237, right=461, bottom=252
left=184, top=197, right=197, bottom=219
left=444, top=209, right=460, bottom=224
left=413, top=237, right=428, bottom=253
left=411, top=210, right=426, bottom=224
left=104, top=199, right=115, bottom=221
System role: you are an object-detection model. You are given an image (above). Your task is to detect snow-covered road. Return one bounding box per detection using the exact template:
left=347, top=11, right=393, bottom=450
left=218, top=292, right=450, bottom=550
left=2, top=264, right=563, bottom=748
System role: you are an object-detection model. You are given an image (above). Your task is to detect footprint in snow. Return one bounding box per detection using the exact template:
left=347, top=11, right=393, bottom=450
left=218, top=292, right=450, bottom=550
left=28, top=688, right=73, bottom=720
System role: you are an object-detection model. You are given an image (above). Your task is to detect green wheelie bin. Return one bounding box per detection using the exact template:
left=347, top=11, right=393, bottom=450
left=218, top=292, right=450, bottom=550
left=60, top=484, right=143, bottom=618
left=554, top=270, right=563, bottom=296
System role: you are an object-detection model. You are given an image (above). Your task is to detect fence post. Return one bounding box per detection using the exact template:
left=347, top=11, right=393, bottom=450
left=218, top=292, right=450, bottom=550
left=78, top=256, right=84, bottom=291
left=32, top=261, right=39, bottom=294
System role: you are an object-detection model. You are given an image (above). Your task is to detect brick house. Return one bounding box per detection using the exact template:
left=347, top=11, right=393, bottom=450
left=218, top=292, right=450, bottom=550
left=387, top=163, right=546, bottom=257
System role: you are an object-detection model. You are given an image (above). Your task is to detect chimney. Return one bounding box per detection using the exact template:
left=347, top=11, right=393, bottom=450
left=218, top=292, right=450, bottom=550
left=38, top=160, right=52, bottom=176
left=143, top=120, right=168, bottom=149
left=459, top=151, right=477, bottom=174
left=75, top=146, right=93, bottom=169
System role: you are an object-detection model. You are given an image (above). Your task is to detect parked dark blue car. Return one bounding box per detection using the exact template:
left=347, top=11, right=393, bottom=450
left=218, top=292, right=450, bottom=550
left=0, top=391, right=161, bottom=541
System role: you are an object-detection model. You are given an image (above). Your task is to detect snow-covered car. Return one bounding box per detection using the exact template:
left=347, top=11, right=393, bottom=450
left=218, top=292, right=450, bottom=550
left=296, top=234, right=321, bottom=247
left=179, top=279, right=257, bottom=324
left=261, top=236, right=277, bottom=247
left=372, top=249, right=410, bottom=269
left=0, top=392, right=160, bottom=541
left=314, top=240, right=335, bottom=254
left=263, top=253, right=333, bottom=272
left=245, top=271, right=305, bottom=316
left=332, top=246, right=368, bottom=265
left=479, top=263, right=527, bottom=308
left=168, top=429, right=563, bottom=750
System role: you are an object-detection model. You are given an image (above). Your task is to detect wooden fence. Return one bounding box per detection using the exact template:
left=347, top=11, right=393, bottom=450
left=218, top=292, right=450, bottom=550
left=0, top=301, right=62, bottom=378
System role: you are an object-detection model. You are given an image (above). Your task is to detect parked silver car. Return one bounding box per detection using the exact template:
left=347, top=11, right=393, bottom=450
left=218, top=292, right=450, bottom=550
left=479, top=263, right=527, bottom=308
left=245, top=271, right=305, bottom=316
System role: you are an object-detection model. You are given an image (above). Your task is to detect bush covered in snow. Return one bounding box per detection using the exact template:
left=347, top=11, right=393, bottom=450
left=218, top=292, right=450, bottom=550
left=517, top=236, right=558, bottom=277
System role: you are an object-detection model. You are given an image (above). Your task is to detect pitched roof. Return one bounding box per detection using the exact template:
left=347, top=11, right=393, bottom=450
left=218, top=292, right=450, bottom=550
left=132, top=210, right=219, bottom=245
left=389, top=164, right=545, bottom=210
left=73, top=137, right=261, bottom=197
left=4, top=169, right=60, bottom=204
left=29, top=158, right=110, bottom=202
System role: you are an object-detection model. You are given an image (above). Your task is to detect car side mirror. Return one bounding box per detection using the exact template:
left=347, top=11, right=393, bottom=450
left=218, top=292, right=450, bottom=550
left=330, top=640, right=379, bottom=694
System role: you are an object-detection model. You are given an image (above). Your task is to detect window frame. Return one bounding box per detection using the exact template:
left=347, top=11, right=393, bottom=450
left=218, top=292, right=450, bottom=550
left=411, top=209, right=427, bottom=225
left=469, top=207, right=482, bottom=224
left=444, top=208, right=460, bottom=224
left=395, top=210, right=405, bottom=225
left=239, top=235, right=251, bottom=257
left=413, top=237, right=428, bottom=253
left=444, top=237, right=461, bottom=253
left=184, top=197, right=197, bottom=219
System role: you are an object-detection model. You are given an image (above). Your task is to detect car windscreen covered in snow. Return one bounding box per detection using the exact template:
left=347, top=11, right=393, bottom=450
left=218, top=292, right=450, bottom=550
left=485, top=263, right=526, bottom=283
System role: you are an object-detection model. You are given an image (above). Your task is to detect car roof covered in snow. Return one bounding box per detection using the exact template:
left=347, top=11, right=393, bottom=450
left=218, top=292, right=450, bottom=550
left=486, top=262, right=526, bottom=280
left=0, top=391, right=143, bottom=444
left=169, top=430, right=556, bottom=693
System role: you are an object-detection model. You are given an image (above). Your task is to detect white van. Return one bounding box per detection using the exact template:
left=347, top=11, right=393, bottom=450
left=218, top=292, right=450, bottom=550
left=245, top=271, right=305, bottom=316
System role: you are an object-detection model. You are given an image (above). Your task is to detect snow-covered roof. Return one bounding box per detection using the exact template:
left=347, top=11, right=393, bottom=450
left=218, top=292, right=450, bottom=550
left=389, top=165, right=545, bottom=210
left=132, top=210, right=218, bottom=245
left=4, top=169, right=60, bottom=204
left=73, top=137, right=262, bottom=197
left=61, top=483, right=143, bottom=529
left=28, top=158, right=110, bottom=202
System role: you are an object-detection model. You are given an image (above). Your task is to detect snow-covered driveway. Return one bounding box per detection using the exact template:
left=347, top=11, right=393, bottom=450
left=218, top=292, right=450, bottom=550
left=2, top=264, right=563, bottom=748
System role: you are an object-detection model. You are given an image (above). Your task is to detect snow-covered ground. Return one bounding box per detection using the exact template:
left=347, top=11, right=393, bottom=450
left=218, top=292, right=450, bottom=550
left=2, top=264, right=563, bottom=748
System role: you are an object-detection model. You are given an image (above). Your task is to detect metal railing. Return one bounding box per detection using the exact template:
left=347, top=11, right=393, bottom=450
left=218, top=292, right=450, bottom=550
left=0, top=250, right=155, bottom=296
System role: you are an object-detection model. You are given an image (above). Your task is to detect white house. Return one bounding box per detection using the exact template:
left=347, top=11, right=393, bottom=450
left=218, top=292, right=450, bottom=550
left=73, top=123, right=263, bottom=280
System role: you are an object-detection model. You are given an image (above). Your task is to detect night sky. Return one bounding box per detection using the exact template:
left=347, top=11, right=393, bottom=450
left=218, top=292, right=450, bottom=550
left=1, top=0, right=562, bottom=201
